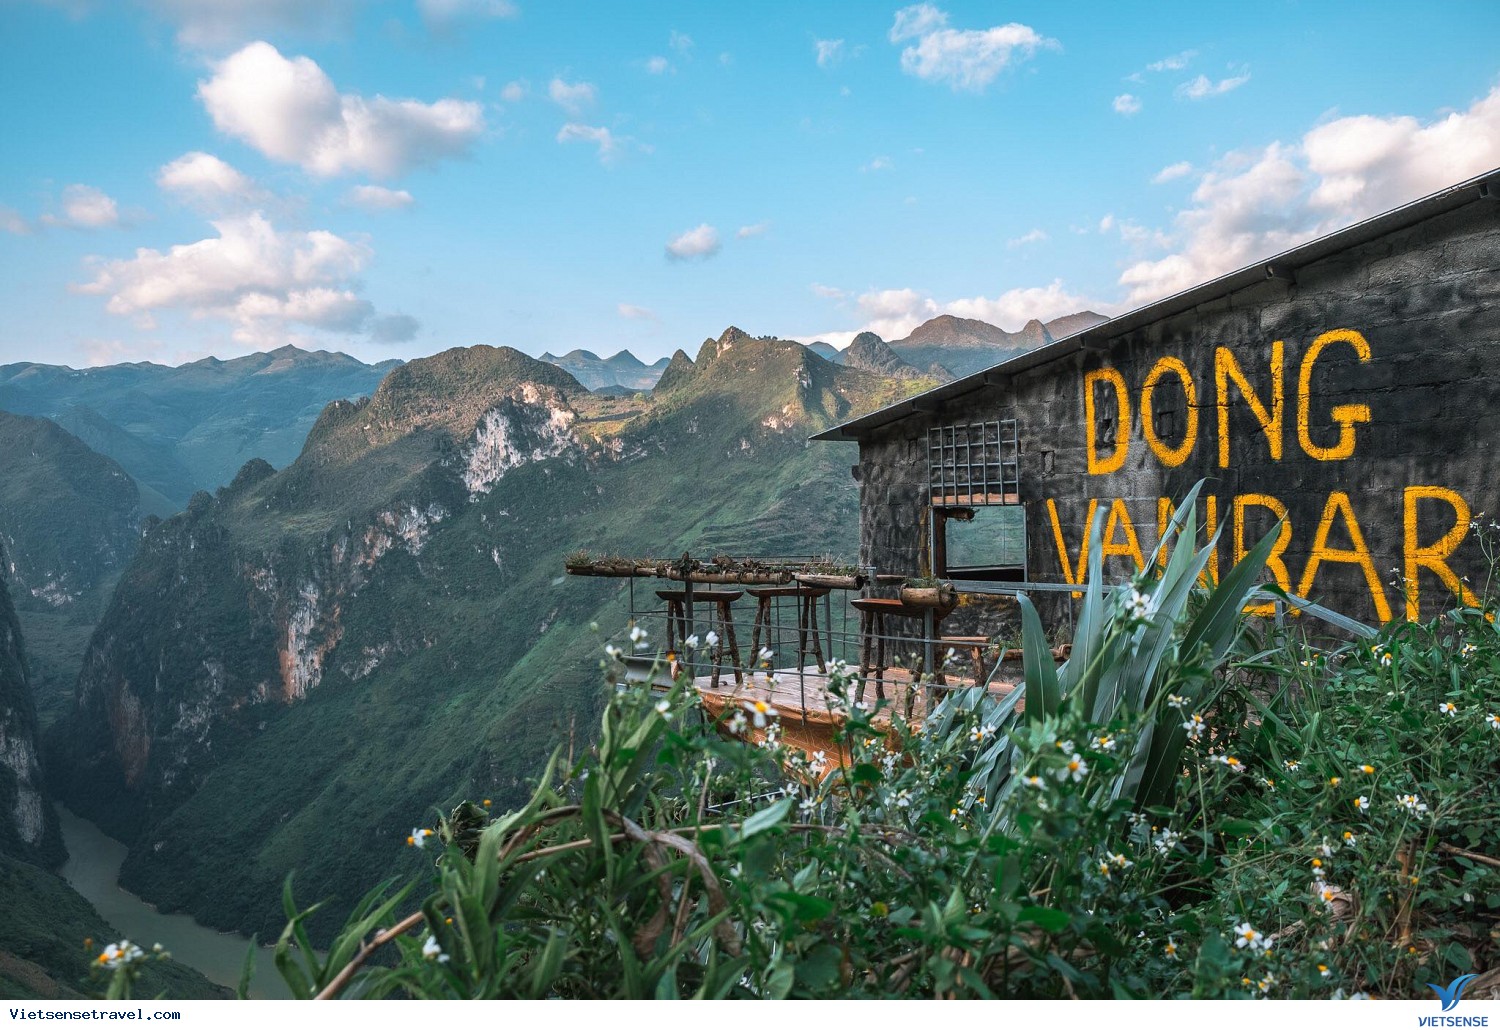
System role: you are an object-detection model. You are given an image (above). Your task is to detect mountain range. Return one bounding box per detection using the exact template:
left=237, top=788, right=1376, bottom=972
left=537, top=349, right=671, bottom=392
left=0, top=306, right=1094, bottom=968
left=0, top=347, right=399, bottom=515
left=41, top=328, right=931, bottom=939
left=539, top=311, right=1106, bottom=391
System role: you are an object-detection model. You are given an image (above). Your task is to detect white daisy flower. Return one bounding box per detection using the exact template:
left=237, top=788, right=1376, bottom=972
left=1438, top=701, right=1458, bottom=716
left=683, top=634, right=700, bottom=650
left=744, top=698, right=778, bottom=728
left=1232, top=922, right=1266, bottom=950
left=422, top=935, right=450, bottom=964
left=705, top=630, right=720, bottom=648
left=1057, top=755, right=1089, bottom=783
left=1396, top=793, right=1428, bottom=814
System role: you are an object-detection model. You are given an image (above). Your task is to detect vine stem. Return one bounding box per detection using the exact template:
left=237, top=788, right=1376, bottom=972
left=314, top=909, right=427, bottom=1000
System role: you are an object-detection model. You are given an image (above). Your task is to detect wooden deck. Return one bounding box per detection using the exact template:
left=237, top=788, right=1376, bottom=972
left=692, top=664, right=1021, bottom=761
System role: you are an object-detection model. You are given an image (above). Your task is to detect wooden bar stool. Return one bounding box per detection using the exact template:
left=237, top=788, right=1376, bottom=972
left=849, top=598, right=916, bottom=702
left=656, top=589, right=744, bottom=688
left=747, top=585, right=831, bottom=674
left=941, top=635, right=992, bottom=686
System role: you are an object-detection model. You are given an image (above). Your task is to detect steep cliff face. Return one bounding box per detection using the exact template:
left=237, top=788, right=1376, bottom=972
left=50, top=352, right=590, bottom=840
left=0, top=411, right=140, bottom=614
left=46, top=337, right=928, bottom=939
left=0, top=554, right=63, bottom=867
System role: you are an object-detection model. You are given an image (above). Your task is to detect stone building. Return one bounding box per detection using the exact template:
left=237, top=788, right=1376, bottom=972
left=814, top=169, right=1500, bottom=629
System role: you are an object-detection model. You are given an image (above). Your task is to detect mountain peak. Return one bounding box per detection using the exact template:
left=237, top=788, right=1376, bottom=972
left=845, top=332, right=920, bottom=378
left=717, top=326, right=751, bottom=349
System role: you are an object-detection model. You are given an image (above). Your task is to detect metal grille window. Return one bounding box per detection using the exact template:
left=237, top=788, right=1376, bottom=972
left=927, top=420, right=1019, bottom=505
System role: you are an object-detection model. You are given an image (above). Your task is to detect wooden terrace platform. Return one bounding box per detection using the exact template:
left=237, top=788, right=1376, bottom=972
left=692, top=664, right=1022, bottom=762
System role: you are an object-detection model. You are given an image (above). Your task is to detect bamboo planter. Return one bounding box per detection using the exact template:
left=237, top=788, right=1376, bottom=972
left=899, top=584, right=958, bottom=610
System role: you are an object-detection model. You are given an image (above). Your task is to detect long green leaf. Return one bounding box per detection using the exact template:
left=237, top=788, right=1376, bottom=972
left=1017, top=593, right=1059, bottom=721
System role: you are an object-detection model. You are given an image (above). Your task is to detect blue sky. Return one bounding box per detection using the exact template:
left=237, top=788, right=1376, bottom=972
left=2, top=0, right=1498, bottom=368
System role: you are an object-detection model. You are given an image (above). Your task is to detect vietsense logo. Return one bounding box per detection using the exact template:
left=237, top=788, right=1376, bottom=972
left=1432, top=975, right=1480, bottom=1012
left=1417, top=974, right=1489, bottom=1028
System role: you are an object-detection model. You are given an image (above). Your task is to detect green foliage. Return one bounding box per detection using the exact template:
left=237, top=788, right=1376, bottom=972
left=0, top=854, right=225, bottom=1000
left=283, top=518, right=1499, bottom=1000
left=48, top=336, right=923, bottom=944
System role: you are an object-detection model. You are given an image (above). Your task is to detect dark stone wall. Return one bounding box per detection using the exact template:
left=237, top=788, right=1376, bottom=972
left=855, top=196, right=1500, bottom=634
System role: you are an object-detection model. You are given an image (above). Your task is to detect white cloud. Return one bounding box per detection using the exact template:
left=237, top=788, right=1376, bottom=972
left=862, top=156, right=893, bottom=172
left=1146, top=49, right=1196, bottom=72
left=1007, top=228, right=1047, bottom=247
left=0, top=206, right=30, bottom=235
left=889, top=3, right=1057, bottom=93
left=500, top=80, right=527, bottom=103
left=548, top=77, right=596, bottom=114
left=669, top=30, right=693, bottom=53
left=43, top=184, right=120, bottom=229
left=810, top=283, right=847, bottom=300
left=1112, top=93, right=1141, bottom=116
left=853, top=287, right=939, bottom=339
left=1177, top=71, right=1250, bottom=100
left=889, top=3, right=946, bottom=42
left=617, top=303, right=657, bottom=321
left=74, top=211, right=408, bottom=345
left=815, top=38, right=845, bottom=68
left=664, top=223, right=720, bottom=260
left=139, top=0, right=355, bottom=49
left=417, top=0, right=518, bottom=27
left=1152, top=160, right=1194, bottom=184
left=198, top=42, right=484, bottom=179
left=736, top=223, right=768, bottom=239
left=1118, top=85, right=1500, bottom=306
left=645, top=55, right=670, bottom=74
left=345, top=184, right=415, bottom=211
left=1098, top=214, right=1115, bottom=233
left=157, top=151, right=262, bottom=209
left=556, top=123, right=628, bottom=164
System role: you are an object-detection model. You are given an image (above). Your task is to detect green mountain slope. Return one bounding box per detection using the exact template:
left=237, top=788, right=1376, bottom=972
left=0, top=411, right=141, bottom=615
left=0, top=346, right=398, bottom=513
left=0, top=556, right=62, bottom=868
left=47, top=333, right=932, bottom=939
left=0, top=854, right=226, bottom=1000
left=0, top=412, right=144, bottom=728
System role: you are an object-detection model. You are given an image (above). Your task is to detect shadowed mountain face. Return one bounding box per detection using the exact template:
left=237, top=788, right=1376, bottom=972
left=0, top=559, right=62, bottom=868
left=0, top=346, right=399, bottom=515
left=843, top=332, right=922, bottom=378
left=0, top=411, right=140, bottom=615
left=45, top=334, right=937, bottom=940
left=539, top=349, right=671, bottom=392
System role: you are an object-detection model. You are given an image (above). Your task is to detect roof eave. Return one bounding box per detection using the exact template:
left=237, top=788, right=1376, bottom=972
left=810, top=167, right=1500, bottom=444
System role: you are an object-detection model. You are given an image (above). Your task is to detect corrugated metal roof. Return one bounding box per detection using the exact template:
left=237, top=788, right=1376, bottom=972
left=812, top=167, right=1500, bottom=442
